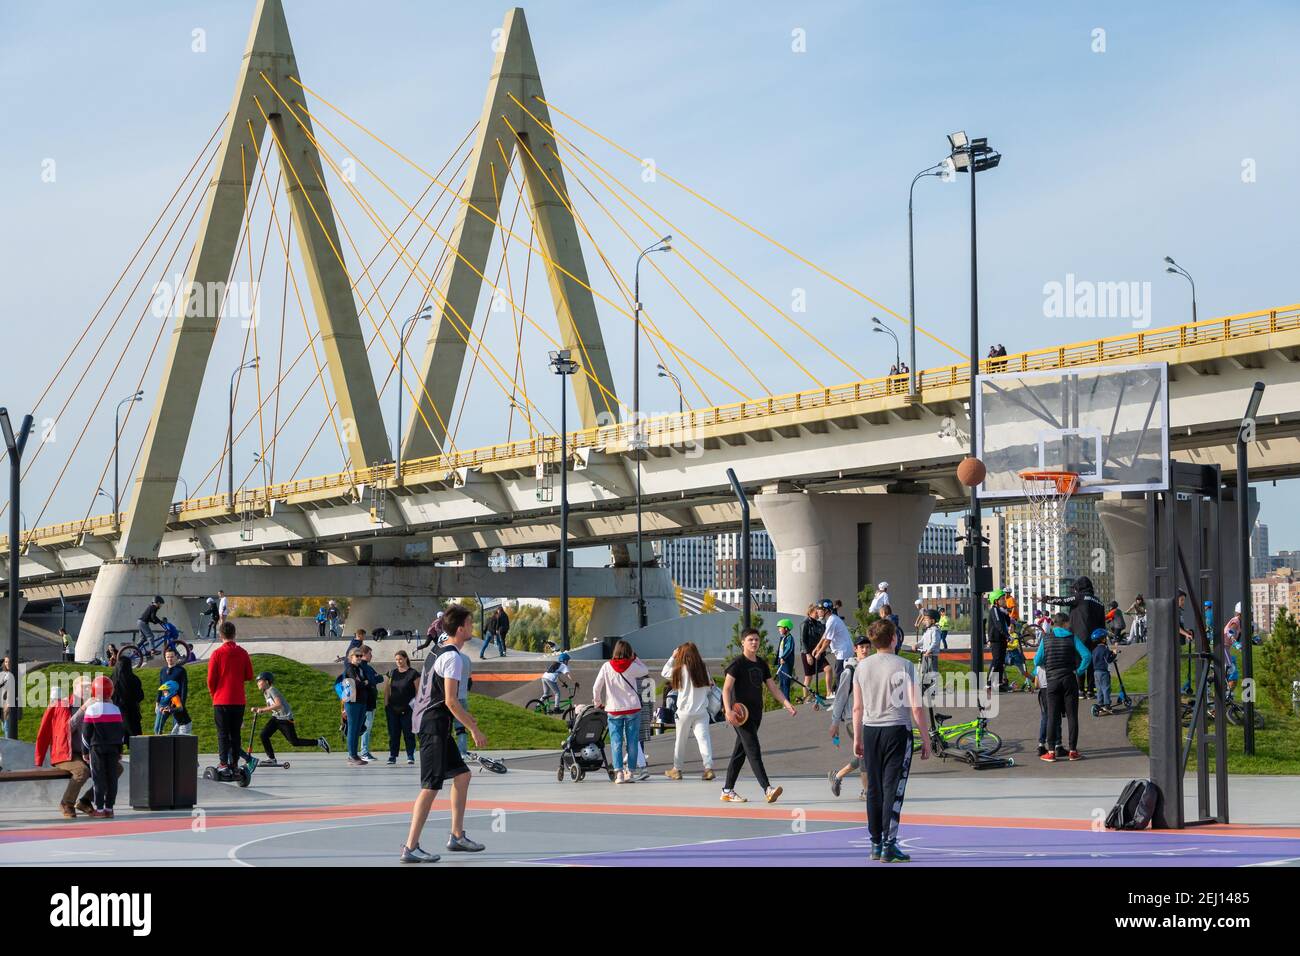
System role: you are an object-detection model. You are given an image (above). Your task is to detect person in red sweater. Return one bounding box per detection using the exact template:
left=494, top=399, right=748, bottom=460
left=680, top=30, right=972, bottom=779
left=207, top=621, right=255, bottom=773
left=35, top=686, right=84, bottom=818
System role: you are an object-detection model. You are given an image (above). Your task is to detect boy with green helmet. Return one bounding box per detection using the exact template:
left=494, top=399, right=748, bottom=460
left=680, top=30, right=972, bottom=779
left=775, top=619, right=796, bottom=700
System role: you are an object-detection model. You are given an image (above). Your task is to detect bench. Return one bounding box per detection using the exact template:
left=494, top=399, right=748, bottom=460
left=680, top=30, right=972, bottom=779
left=0, top=767, right=72, bottom=783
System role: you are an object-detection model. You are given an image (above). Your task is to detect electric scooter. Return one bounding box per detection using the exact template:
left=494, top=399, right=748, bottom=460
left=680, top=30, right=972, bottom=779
left=202, top=714, right=263, bottom=785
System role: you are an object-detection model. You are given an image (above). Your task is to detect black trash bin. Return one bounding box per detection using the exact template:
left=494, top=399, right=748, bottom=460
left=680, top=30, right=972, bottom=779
left=129, top=735, right=175, bottom=810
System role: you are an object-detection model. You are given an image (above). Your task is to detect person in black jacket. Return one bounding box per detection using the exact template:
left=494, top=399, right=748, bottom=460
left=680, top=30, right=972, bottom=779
left=110, top=655, right=144, bottom=745
left=986, top=590, right=1012, bottom=692
left=385, top=650, right=420, bottom=765
left=800, top=604, right=827, bottom=703
left=1051, top=576, right=1107, bottom=701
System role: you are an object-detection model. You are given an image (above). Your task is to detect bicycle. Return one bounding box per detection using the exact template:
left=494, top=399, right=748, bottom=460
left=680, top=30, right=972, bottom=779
left=526, top=680, right=580, bottom=725
left=1017, top=607, right=1052, bottom=650
left=464, top=751, right=508, bottom=774
left=119, top=620, right=192, bottom=668
left=912, top=707, right=1002, bottom=756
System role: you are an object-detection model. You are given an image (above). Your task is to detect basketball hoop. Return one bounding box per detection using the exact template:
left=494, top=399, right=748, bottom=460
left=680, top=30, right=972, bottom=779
left=1018, top=468, right=1080, bottom=535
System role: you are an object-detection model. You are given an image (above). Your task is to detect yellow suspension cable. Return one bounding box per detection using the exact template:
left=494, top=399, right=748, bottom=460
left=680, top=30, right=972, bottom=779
left=534, top=94, right=969, bottom=361
left=261, top=85, right=571, bottom=434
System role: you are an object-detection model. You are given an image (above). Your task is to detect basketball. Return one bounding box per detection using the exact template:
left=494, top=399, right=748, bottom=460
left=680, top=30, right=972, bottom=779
left=957, top=456, right=987, bottom=488
left=731, top=702, right=749, bottom=726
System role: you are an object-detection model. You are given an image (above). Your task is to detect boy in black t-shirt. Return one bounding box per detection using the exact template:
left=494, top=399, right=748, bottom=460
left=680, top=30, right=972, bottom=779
left=720, top=627, right=797, bottom=804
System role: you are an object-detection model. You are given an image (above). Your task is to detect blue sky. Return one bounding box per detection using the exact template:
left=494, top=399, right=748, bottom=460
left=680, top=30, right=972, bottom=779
left=2, top=1, right=1298, bottom=545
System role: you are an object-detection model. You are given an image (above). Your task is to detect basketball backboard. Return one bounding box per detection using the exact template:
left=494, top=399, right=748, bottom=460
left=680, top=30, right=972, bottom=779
left=975, top=362, right=1169, bottom=498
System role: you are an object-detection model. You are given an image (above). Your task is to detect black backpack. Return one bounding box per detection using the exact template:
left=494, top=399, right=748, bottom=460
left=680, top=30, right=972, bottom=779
left=1105, top=778, right=1157, bottom=830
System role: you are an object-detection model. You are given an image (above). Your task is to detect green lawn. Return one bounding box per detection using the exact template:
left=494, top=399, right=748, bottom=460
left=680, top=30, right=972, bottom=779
left=18, top=655, right=570, bottom=754
left=1122, top=656, right=1300, bottom=775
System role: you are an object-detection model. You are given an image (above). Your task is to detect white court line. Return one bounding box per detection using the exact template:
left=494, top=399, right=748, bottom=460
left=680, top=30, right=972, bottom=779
left=225, top=810, right=521, bottom=867
left=520, top=821, right=866, bottom=866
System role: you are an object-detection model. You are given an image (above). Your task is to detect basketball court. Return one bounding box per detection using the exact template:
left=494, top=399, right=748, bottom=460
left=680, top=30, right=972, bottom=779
left=2, top=753, right=1297, bottom=867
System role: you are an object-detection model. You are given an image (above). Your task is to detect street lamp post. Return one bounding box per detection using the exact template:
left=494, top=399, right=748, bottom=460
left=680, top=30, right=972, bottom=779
left=1164, top=256, right=1198, bottom=325
left=395, top=305, right=433, bottom=483
left=1238, top=382, right=1265, bottom=755
left=657, top=364, right=684, bottom=415
left=947, top=131, right=1001, bottom=680
left=871, top=317, right=901, bottom=371
left=0, top=408, right=34, bottom=741
left=113, top=390, right=143, bottom=530
left=228, top=358, right=259, bottom=508
left=550, top=350, right=580, bottom=650
left=632, top=236, right=672, bottom=630
left=908, top=162, right=947, bottom=396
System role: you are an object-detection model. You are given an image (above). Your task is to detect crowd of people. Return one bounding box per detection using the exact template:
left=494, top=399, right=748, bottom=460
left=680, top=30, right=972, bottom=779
left=24, top=573, right=1147, bottom=864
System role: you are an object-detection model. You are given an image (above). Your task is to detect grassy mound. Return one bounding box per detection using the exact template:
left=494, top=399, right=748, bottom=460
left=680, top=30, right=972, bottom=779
left=1122, top=656, right=1300, bottom=775
left=18, top=655, right=569, bottom=754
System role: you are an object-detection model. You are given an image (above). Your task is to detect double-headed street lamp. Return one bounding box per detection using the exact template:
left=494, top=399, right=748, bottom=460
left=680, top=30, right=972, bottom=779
left=947, top=130, right=1001, bottom=680
left=1164, top=256, right=1197, bottom=325
left=907, top=161, right=949, bottom=395
left=657, top=364, right=684, bottom=415
left=0, top=407, right=34, bottom=740
left=113, top=390, right=143, bottom=530
left=871, top=316, right=901, bottom=373
left=396, top=304, right=434, bottom=482
left=228, top=357, right=259, bottom=506
left=632, top=235, right=672, bottom=629
left=549, top=349, right=580, bottom=651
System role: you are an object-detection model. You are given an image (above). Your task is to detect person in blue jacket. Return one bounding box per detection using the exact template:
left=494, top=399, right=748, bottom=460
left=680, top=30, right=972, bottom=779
left=1090, top=629, right=1119, bottom=714
left=1034, top=612, right=1092, bottom=762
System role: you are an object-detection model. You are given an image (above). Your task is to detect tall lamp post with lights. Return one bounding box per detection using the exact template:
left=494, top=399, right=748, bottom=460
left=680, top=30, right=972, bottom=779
left=947, top=131, right=1001, bottom=679
left=113, top=390, right=144, bottom=531
left=632, top=236, right=672, bottom=629
left=907, top=161, right=949, bottom=395
left=395, top=304, right=433, bottom=483
left=550, top=349, right=579, bottom=650
left=228, top=357, right=259, bottom=507
left=1164, top=256, right=1198, bottom=325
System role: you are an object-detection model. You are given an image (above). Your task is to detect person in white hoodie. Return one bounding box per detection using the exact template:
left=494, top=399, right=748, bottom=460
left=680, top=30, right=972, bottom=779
left=592, top=639, right=650, bottom=784
left=662, top=642, right=715, bottom=781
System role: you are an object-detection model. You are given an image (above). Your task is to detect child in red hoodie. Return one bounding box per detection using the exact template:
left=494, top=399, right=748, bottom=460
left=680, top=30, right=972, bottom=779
left=207, top=621, right=255, bottom=773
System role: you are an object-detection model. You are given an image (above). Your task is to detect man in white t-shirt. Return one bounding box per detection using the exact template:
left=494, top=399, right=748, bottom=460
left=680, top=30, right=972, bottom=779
left=813, top=600, right=853, bottom=694
left=868, top=582, right=890, bottom=616
left=401, top=603, right=488, bottom=864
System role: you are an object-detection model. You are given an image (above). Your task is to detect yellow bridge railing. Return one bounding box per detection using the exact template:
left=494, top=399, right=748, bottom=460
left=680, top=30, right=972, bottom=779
left=11, top=302, right=1300, bottom=552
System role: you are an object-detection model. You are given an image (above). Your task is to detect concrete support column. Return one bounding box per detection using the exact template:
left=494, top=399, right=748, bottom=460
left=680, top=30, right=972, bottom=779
left=587, top=567, right=676, bottom=643
left=757, top=487, right=934, bottom=617
left=80, top=562, right=204, bottom=662
left=347, top=595, right=442, bottom=638
left=1097, top=497, right=1148, bottom=611
left=1099, top=489, right=1257, bottom=614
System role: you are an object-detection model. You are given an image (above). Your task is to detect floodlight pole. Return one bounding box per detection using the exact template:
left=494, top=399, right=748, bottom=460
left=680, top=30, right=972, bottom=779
left=1238, top=382, right=1264, bottom=754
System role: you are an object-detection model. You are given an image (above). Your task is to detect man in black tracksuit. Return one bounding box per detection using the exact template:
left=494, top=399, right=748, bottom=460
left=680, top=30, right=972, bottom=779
left=1052, top=576, right=1107, bottom=700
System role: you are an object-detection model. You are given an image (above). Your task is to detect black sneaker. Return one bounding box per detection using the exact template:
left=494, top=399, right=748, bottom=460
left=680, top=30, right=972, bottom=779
left=882, top=842, right=911, bottom=863
left=870, top=843, right=883, bottom=861
left=1054, top=746, right=1069, bottom=760
left=387, top=756, right=397, bottom=765
left=828, top=770, right=842, bottom=797
left=1036, top=744, right=1047, bottom=758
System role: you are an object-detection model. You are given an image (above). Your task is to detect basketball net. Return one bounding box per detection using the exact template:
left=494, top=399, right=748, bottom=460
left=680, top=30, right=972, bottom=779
left=1018, top=469, right=1080, bottom=536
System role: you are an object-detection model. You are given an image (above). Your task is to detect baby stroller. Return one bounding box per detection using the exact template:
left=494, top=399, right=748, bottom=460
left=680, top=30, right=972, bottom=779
left=558, top=705, right=614, bottom=782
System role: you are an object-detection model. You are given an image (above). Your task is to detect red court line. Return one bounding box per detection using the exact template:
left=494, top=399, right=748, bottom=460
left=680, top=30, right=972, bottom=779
left=4, top=798, right=1297, bottom=844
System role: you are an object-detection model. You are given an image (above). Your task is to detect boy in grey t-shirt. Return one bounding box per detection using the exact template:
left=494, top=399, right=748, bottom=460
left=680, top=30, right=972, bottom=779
left=853, top=620, right=930, bottom=862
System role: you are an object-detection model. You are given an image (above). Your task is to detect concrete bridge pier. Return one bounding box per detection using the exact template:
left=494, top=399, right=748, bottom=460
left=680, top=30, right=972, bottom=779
left=1097, top=488, right=1257, bottom=615
left=757, top=485, right=934, bottom=617
left=79, top=561, right=205, bottom=661
left=347, top=594, right=442, bottom=639
left=588, top=566, right=679, bottom=644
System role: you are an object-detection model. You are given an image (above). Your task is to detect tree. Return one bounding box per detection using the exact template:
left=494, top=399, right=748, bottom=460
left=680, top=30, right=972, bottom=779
left=1257, top=607, right=1300, bottom=712
left=854, top=583, right=880, bottom=636
left=701, top=590, right=717, bottom=614
left=674, top=584, right=686, bottom=616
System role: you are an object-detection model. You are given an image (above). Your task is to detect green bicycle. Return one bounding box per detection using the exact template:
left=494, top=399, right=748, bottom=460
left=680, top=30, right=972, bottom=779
left=526, top=680, right=580, bottom=726
left=912, top=707, right=1003, bottom=756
